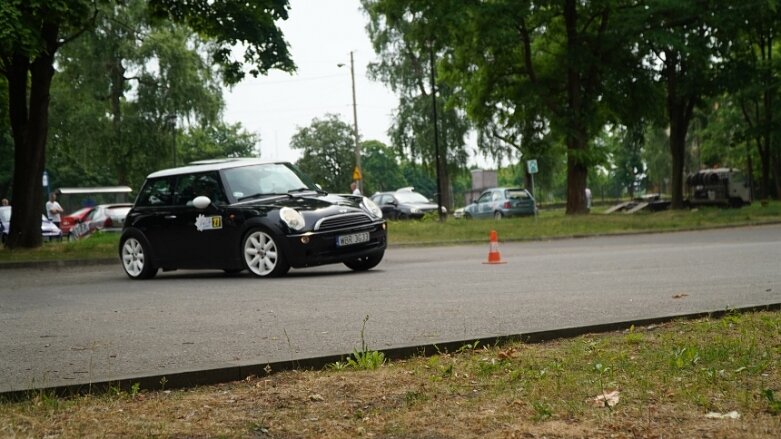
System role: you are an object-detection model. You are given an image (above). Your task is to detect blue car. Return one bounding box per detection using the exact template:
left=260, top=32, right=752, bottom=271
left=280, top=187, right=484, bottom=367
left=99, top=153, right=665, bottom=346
left=0, top=206, right=63, bottom=245
left=464, top=187, right=537, bottom=220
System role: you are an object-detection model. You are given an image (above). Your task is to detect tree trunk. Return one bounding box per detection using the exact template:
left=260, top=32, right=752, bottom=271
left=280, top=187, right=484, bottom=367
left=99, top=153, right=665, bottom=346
left=668, top=116, right=687, bottom=209
left=565, top=137, right=588, bottom=214
left=665, top=52, right=696, bottom=210
left=7, top=23, right=59, bottom=249
left=564, top=0, right=588, bottom=215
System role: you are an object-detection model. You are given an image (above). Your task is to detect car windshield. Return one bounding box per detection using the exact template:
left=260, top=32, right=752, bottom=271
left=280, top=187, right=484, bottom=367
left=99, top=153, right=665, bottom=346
left=395, top=191, right=429, bottom=203
left=223, top=163, right=318, bottom=201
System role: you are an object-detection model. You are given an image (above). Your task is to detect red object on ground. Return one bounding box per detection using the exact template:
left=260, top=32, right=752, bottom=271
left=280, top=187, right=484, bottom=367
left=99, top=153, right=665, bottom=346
left=483, top=229, right=506, bottom=264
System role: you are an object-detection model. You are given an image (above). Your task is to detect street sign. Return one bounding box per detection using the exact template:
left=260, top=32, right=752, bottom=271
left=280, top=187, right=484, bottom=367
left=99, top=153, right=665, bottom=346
left=527, top=159, right=538, bottom=174
left=352, top=166, right=362, bottom=180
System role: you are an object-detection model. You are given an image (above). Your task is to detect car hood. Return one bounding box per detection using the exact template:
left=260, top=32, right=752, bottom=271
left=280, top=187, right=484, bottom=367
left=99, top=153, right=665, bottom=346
left=233, top=192, right=368, bottom=215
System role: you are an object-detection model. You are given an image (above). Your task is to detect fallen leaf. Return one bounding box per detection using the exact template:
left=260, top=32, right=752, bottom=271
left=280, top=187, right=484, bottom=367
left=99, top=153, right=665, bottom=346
left=705, top=411, right=740, bottom=420
left=672, top=293, right=689, bottom=299
left=309, top=393, right=325, bottom=402
left=498, top=347, right=518, bottom=359
left=589, top=390, right=620, bottom=408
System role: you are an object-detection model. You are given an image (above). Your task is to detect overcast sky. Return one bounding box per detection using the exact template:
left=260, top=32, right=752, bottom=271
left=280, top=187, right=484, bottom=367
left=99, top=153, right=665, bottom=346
left=222, top=0, right=397, bottom=164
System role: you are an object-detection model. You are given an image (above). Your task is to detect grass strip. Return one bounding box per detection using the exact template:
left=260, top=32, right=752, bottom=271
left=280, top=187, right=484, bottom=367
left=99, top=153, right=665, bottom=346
left=1, top=310, right=779, bottom=437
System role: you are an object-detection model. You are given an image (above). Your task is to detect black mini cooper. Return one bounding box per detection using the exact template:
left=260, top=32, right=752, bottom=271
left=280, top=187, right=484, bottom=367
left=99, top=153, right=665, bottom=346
left=119, top=159, right=387, bottom=279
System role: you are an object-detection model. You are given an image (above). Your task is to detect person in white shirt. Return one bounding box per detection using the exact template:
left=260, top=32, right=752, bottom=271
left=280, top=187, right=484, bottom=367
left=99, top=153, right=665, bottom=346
left=45, top=193, right=64, bottom=228
left=351, top=181, right=361, bottom=196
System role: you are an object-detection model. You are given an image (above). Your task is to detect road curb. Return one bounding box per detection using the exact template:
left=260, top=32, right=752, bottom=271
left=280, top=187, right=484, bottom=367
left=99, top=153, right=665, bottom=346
left=0, top=258, right=116, bottom=270
left=3, top=302, right=779, bottom=401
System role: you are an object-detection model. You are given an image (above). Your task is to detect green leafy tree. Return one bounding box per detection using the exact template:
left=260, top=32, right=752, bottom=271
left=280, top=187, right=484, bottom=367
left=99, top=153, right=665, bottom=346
left=0, top=0, right=293, bottom=248
left=177, top=122, right=260, bottom=165
left=361, top=140, right=406, bottom=195
left=368, top=0, right=641, bottom=214
left=723, top=1, right=781, bottom=199
left=48, top=1, right=233, bottom=191
left=291, top=114, right=357, bottom=193
left=363, top=0, right=470, bottom=211
left=625, top=0, right=743, bottom=208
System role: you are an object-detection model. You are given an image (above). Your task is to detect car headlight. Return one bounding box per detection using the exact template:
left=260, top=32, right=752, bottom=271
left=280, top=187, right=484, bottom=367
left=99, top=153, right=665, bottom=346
left=280, top=207, right=305, bottom=231
left=362, top=197, right=383, bottom=219
left=410, top=207, right=421, bottom=214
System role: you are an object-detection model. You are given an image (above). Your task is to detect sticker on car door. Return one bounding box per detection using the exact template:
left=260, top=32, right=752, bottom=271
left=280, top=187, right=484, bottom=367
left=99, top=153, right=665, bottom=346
left=195, top=214, right=222, bottom=231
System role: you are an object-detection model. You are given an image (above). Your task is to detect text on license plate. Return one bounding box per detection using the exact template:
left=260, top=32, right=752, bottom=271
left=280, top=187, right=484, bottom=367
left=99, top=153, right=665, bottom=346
left=337, top=231, right=370, bottom=247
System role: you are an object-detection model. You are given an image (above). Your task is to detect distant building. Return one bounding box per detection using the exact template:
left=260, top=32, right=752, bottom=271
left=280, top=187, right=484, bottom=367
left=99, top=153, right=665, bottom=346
left=466, top=169, right=498, bottom=204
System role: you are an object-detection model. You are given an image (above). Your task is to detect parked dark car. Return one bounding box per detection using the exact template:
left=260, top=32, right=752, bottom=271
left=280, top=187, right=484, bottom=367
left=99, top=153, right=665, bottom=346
left=69, top=203, right=133, bottom=240
left=370, top=188, right=444, bottom=220
left=464, top=187, right=537, bottom=219
left=0, top=206, right=62, bottom=245
left=119, top=159, right=387, bottom=279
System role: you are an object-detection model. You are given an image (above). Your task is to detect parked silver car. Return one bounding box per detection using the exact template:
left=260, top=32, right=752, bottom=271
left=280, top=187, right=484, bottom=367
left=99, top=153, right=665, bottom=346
left=0, top=206, right=63, bottom=245
left=464, top=187, right=537, bottom=219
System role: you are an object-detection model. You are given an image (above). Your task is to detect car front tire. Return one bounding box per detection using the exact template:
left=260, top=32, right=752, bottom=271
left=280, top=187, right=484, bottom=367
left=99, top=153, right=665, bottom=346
left=120, top=235, right=158, bottom=280
left=344, top=251, right=384, bottom=271
left=243, top=229, right=290, bottom=277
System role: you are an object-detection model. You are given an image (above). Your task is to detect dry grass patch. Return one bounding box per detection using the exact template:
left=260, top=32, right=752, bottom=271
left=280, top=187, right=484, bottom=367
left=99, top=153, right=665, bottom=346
left=2, top=311, right=780, bottom=438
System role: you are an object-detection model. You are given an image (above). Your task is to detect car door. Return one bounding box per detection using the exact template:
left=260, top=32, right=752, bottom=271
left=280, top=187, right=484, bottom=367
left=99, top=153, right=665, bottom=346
left=476, top=191, right=494, bottom=218
left=375, top=194, right=399, bottom=219
left=131, top=177, right=178, bottom=264
left=166, top=172, right=234, bottom=268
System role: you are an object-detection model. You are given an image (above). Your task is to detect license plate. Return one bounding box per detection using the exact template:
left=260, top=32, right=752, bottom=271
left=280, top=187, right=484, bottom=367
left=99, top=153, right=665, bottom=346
left=337, top=231, right=370, bottom=247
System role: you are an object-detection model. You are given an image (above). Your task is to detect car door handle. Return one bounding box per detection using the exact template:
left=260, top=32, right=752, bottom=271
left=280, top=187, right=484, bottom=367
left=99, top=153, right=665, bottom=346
left=164, top=215, right=177, bottom=219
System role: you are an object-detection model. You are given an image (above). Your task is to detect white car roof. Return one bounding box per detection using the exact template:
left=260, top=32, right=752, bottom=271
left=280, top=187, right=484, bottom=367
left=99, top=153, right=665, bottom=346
left=146, top=158, right=280, bottom=179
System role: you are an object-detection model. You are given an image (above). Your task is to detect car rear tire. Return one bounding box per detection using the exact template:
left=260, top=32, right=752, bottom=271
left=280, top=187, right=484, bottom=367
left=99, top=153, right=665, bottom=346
left=243, top=229, right=290, bottom=277
left=344, top=251, right=384, bottom=271
left=494, top=211, right=503, bottom=220
left=120, top=235, right=158, bottom=279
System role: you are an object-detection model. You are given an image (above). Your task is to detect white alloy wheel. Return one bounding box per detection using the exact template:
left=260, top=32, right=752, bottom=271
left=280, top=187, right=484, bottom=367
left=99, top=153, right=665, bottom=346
left=122, top=237, right=146, bottom=278
left=243, top=230, right=287, bottom=277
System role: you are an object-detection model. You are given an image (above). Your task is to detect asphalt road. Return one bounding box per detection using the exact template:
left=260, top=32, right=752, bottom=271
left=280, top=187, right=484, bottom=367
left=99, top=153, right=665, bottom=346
left=1, top=225, right=780, bottom=393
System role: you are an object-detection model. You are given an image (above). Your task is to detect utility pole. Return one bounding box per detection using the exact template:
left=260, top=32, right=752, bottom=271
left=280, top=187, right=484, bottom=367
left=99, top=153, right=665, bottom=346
left=429, top=45, right=444, bottom=222
left=349, top=51, right=363, bottom=193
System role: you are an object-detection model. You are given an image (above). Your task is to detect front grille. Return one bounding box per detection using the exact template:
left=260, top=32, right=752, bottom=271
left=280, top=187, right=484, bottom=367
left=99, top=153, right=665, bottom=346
left=314, top=213, right=373, bottom=231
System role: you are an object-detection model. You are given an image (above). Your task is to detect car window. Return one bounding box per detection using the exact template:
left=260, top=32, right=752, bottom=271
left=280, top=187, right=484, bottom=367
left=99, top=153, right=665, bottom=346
left=477, top=192, right=492, bottom=203
left=174, top=172, right=225, bottom=206
left=507, top=189, right=530, bottom=199
left=394, top=191, right=429, bottom=203
left=136, top=178, right=173, bottom=206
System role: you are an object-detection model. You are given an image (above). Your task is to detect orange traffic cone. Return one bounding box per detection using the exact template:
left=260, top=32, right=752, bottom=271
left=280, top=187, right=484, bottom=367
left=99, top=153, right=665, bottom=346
left=483, top=229, right=506, bottom=264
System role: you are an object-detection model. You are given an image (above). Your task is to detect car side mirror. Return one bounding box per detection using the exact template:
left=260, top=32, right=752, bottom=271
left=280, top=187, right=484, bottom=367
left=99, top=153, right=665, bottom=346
left=192, top=196, right=211, bottom=210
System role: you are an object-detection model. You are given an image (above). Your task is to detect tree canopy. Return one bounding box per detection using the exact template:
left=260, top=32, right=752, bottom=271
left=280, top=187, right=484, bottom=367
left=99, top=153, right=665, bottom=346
left=0, top=0, right=294, bottom=248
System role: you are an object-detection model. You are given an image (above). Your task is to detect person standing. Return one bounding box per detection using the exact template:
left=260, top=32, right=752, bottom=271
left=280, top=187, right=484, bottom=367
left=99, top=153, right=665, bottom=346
left=585, top=187, right=592, bottom=212
left=351, top=181, right=361, bottom=196
left=46, top=193, right=64, bottom=228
